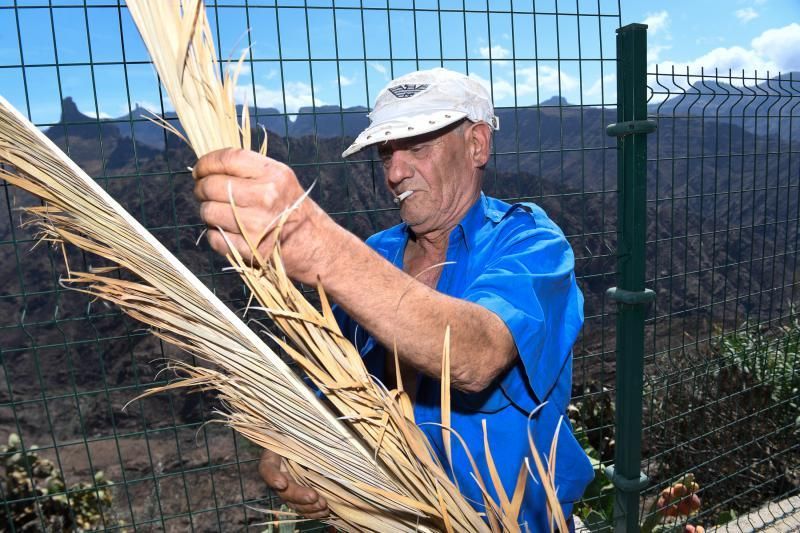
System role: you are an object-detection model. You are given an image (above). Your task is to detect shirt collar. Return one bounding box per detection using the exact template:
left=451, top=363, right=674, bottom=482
left=401, top=192, right=505, bottom=252
left=452, top=192, right=487, bottom=251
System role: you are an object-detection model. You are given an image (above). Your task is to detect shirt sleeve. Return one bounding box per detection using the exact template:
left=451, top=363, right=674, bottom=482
left=461, top=212, right=584, bottom=405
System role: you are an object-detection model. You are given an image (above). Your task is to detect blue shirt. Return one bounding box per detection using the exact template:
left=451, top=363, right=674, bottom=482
left=334, top=193, right=594, bottom=530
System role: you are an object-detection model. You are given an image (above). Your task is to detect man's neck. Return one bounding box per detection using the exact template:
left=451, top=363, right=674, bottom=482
left=410, top=229, right=450, bottom=257
left=409, top=189, right=481, bottom=256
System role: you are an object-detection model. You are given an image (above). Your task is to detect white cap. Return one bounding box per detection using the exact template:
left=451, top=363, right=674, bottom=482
left=342, top=68, right=499, bottom=158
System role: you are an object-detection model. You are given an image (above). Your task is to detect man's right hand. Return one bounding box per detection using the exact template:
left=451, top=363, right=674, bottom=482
left=258, top=449, right=330, bottom=519
left=193, top=148, right=350, bottom=287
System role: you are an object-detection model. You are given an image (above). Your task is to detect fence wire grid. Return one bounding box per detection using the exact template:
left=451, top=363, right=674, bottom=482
left=637, top=68, right=800, bottom=532
left=0, top=1, right=797, bottom=532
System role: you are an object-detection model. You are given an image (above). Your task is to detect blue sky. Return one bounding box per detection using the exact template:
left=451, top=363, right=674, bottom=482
left=625, top=0, right=800, bottom=75
left=0, top=0, right=798, bottom=125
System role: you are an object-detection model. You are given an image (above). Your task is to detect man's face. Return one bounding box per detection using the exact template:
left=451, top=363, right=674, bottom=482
left=377, top=121, right=477, bottom=236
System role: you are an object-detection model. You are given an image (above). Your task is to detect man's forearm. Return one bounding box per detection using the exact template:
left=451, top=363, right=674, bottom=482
left=319, top=227, right=516, bottom=392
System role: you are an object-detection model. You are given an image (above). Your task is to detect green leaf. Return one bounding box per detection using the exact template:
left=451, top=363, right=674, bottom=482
left=582, top=509, right=612, bottom=532
left=715, top=508, right=737, bottom=524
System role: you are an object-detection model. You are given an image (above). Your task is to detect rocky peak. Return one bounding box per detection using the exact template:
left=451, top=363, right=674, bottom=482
left=59, top=97, right=94, bottom=124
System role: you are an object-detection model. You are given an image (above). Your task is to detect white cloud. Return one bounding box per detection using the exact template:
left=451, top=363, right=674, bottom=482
left=752, top=23, right=800, bottom=72
left=643, top=11, right=670, bottom=36
left=235, top=81, right=324, bottom=113
left=479, top=44, right=511, bottom=60
left=652, top=23, right=800, bottom=76
left=339, top=74, right=356, bottom=87
left=369, top=62, right=389, bottom=78
left=85, top=110, right=112, bottom=120
left=469, top=65, right=578, bottom=104
left=648, top=44, right=672, bottom=63
left=521, top=65, right=579, bottom=95
left=586, top=73, right=616, bottom=99
left=691, top=45, right=773, bottom=72
left=468, top=73, right=515, bottom=102
left=735, top=7, right=759, bottom=23
left=221, top=62, right=251, bottom=79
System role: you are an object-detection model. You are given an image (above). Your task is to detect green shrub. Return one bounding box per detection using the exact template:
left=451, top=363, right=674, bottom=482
left=717, top=317, right=800, bottom=410
left=570, top=386, right=706, bottom=533
left=0, top=433, right=119, bottom=532
left=569, top=383, right=615, bottom=531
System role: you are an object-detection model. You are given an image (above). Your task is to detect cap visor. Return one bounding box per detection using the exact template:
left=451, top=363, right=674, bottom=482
left=341, top=110, right=468, bottom=158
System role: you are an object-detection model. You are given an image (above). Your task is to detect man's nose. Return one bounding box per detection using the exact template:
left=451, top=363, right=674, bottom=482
left=385, top=153, right=414, bottom=186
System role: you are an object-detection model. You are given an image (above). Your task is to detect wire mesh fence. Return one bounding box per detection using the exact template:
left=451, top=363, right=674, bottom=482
left=0, top=1, right=623, bottom=531
left=637, top=69, right=800, bottom=531
left=0, top=1, right=797, bottom=532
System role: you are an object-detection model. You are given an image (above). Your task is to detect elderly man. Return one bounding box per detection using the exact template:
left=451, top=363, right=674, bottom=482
left=193, top=68, right=593, bottom=530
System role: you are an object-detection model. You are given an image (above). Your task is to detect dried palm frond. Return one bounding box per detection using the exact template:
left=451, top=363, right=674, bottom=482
left=123, top=0, right=569, bottom=530
left=125, top=0, right=258, bottom=157
left=0, top=95, right=439, bottom=532
left=0, top=0, right=571, bottom=528
left=123, top=0, right=499, bottom=531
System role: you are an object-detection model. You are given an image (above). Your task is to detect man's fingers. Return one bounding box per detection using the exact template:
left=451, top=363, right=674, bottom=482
left=258, top=450, right=329, bottom=519
left=194, top=175, right=280, bottom=207
left=287, top=498, right=330, bottom=519
left=193, top=148, right=266, bottom=182
left=200, top=201, right=278, bottom=235
left=282, top=493, right=329, bottom=516
left=276, top=481, right=319, bottom=505
left=206, top=229, right=272, bottom=262
left=259, top=450, right=287, bottom=491
left=192, top=150, right=300, bottom=211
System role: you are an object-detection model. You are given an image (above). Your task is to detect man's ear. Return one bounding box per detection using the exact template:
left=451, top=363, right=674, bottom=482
left=467, top=122, right=492, bottom=168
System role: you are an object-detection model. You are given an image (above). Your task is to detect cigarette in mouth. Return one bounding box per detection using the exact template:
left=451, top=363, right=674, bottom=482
left=393, top=190, right=414, bottom=205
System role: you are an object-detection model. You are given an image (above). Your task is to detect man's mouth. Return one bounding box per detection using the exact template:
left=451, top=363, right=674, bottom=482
left=393, top=190, right=414, bottom=205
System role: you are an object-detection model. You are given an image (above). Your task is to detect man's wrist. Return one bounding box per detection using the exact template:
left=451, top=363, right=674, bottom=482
left=313, top=218, right=360, bottom=288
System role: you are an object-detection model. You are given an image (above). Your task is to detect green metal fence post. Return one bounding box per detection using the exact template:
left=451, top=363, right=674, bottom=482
left=604, top=23, right=656, bottom=533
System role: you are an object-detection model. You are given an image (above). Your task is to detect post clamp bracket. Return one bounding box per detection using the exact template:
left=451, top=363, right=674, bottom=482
left=606, top=287, right=655, bottom=306
left=606, top=119, right=657, bottom=138
left=604, top=465, right=650, bottom=493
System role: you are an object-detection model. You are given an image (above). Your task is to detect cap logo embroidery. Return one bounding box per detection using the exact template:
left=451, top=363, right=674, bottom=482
left=388, top=84, right=429, bottom=98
